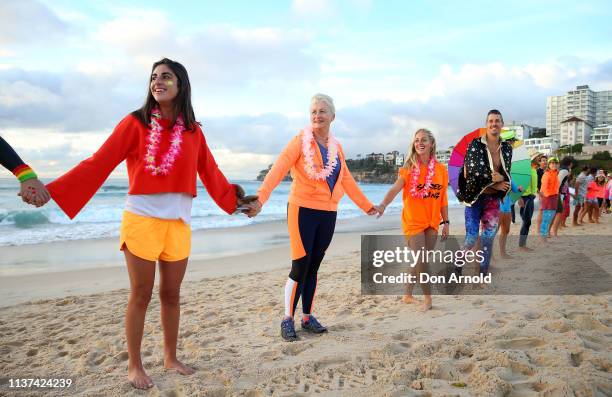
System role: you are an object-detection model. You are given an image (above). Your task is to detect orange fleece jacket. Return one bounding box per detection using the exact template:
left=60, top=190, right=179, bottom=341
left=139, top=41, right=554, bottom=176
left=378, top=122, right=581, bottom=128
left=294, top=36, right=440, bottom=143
left=540, top=169, right=560, bottom=197
left=257, top=133, right=373, bottom=212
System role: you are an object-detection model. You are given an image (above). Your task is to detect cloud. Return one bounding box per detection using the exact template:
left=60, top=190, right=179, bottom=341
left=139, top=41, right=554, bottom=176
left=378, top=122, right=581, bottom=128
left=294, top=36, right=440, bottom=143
left=92, top=12, right=320, bottom=91
left=0, top=68, right=142, bottom=132
left=5, top=55, right=612, bottom=178
left=291, top=0, right=372, bottom=18
left=0, top=0, right=68, bottom=46
left=292, top=0, right=336, bottom=17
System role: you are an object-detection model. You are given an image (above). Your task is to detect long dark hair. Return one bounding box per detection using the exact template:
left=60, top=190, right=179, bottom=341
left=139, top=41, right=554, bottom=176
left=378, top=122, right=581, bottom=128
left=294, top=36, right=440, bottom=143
left=131, top=58, right=197, bottom=131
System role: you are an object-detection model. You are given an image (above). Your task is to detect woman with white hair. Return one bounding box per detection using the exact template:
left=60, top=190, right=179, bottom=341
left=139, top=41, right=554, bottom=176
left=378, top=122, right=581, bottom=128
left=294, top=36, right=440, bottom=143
left=247, top=93, right=379, bottom=341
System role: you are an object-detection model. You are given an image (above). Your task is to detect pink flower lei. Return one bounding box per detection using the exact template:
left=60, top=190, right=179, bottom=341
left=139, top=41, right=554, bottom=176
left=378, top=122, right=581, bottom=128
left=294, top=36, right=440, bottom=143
left=301, top=126, right=339, bottom=180
left=410, top=156, right=436, bottom=198
left=144, top=107, right=185, bottom=176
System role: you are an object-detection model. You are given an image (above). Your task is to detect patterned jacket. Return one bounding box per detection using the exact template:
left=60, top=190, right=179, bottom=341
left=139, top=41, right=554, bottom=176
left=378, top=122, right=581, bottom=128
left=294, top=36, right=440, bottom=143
left=456, top=135, right=512, bottom=206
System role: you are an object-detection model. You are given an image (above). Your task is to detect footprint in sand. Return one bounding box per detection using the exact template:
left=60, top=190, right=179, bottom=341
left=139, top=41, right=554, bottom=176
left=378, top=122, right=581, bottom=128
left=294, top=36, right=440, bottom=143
left=391, top=331, right=413, bottom=341
left=570, top=352, right=583, bottom=367
left=313, top=356, right=350, bottom=371
left=542, top=319, right=572, bottom=333
left=494, top=338, right=546, bottom=350
left=282, top=342, right=311, bottom=356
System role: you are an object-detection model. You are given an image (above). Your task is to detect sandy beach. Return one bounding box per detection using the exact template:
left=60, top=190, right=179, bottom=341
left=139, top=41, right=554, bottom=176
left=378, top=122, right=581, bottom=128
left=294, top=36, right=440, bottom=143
left=0, top=209, right=610, bottom=396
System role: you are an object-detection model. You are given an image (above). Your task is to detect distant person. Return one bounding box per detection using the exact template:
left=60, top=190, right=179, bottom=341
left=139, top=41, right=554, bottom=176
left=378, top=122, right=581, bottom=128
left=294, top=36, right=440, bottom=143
left=248, top=93, right=379, bottom=342
left=572, top=166, right=589, bottom=226
left=377, top=128, right=449, bottom=312
left=456, top=109, right=512, bottom=276
left=497, top=131, right=522, bottom=258
left=46, top=58, right=253, bottom=389
left=606, top=173, right=612, bottom=214
left=579, top=168, right=597, bottom=223
left=551, top=156, right=574, bottom=235
left=0, top=135, right=50, bottom=207
left=592, top=175, right=606, bottom=221
left=540, top=157, right=560, bottom=240
left=518, top=152, right=540, bottom=252
left=534, top=154, right=547, bottom=232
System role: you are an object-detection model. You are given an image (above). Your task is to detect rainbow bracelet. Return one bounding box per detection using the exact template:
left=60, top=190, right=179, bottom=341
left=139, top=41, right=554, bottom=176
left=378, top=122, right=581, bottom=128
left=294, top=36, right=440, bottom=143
left=12, top=164, right=38, bottom=183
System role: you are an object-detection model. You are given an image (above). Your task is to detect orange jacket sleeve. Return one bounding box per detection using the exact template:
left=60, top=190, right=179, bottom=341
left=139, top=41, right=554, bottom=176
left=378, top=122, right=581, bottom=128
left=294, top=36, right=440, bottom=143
left=257, top=135, right=301, bottom=205
left=46, top=115, right=139, bottom=219
left=197, top=128, right=237, bottom=215
left=339, top=145, right=373, bottom=213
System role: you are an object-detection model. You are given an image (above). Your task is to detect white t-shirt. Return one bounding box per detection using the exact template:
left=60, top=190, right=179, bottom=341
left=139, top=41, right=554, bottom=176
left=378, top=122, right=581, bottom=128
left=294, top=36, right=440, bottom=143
left=125, top=193, right=193, bottom=224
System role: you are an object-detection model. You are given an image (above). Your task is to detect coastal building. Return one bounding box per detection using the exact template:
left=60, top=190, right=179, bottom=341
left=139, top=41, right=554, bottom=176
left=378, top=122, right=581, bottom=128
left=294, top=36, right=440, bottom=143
left=366, top=152, right=385, bottom=164
left=582, top=144, right=612, bottom=156
left=385, top=151, right=400, bottom=165
left=395, top=154, right=405, bottom=166
left=590, top=125, right=612, bottom=146
left=523, top=137, right=559, bottom=156
left=504, top=122, right=535, bottom=140
left=435, top=147, right=452, bottom=164
left=559, top=116, right=592, bottom=146
left=546, top=85, right=612, bottom=144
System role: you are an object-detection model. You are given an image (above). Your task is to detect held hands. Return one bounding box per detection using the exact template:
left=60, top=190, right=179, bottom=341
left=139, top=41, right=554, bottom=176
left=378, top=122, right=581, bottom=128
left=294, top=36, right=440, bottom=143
left=234, top=184, right=260, bottom=217
left=367, top=206, right=380, bottom=217
left=18, top=178, right=50, bottom=207
left=242, top=199, right=262, bottom=218
left=374, top=204, right=386, bottom=218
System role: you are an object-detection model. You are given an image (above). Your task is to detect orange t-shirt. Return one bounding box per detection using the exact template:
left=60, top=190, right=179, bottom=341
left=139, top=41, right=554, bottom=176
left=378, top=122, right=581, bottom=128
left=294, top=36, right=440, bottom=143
left=399, top=162, right=448, bottom=236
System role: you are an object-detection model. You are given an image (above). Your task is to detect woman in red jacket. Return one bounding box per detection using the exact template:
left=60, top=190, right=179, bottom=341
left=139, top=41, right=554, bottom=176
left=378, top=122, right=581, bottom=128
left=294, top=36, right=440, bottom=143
left=47, top=58, right=252, bottom=389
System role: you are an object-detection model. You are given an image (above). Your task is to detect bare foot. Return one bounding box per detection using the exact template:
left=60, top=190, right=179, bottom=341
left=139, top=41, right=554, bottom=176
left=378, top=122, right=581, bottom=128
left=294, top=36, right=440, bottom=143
left=419, top=299, right=432, bottom=312
left=518, top=246, right=534, bottom=252
left=128, top=367, right=154, bottom=390
left=402, top=295, right=421, bottom=304
left=164, top=358, right=195, bottom=375
left=500, top=253, right=513, bottom=259
left=572, top=223, right=582, bottom=227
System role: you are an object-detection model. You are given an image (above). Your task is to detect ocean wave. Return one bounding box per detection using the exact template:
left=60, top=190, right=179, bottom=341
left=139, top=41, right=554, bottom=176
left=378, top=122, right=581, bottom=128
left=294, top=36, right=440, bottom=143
left=0, top=210, right=51, bottom=228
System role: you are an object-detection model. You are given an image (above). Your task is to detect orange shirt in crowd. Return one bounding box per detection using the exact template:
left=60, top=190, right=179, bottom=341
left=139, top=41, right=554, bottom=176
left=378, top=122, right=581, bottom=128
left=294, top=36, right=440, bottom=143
left=586, top=181, right=605, bottom=200
left=399, top=162, right=448, bottom=236
left=540, top=169, right=560, bottom=197
left=257, top=133, right=373, bottom=212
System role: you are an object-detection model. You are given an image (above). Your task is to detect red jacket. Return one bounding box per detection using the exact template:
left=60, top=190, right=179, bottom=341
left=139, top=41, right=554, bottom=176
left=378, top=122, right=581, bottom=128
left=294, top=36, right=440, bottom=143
left=47, top=114, right=237, bottom=219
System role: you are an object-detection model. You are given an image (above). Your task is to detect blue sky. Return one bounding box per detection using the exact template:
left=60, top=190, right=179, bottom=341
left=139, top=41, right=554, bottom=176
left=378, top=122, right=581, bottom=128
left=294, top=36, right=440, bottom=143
left=1, top=0, right=611, bottom=178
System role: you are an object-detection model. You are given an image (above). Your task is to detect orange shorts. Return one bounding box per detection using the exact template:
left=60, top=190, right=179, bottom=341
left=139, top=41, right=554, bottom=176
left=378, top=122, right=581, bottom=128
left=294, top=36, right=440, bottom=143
left=119, top=211, right=191, bottom=262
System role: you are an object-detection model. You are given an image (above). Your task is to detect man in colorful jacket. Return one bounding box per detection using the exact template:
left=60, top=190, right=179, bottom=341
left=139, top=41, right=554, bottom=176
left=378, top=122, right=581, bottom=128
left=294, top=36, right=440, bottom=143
left=456, top=110, right=512, bottom=276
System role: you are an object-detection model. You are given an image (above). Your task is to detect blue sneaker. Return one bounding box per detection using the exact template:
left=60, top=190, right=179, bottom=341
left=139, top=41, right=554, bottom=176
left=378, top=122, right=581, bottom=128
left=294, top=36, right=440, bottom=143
left=301, top=315, right=328, bottom=334
left=281, top=318, right=299, bottom=341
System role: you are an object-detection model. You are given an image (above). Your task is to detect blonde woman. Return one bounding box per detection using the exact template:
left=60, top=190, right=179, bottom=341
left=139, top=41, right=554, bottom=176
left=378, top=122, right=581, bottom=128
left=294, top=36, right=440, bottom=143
left=377, top=129, right=449, bottom=312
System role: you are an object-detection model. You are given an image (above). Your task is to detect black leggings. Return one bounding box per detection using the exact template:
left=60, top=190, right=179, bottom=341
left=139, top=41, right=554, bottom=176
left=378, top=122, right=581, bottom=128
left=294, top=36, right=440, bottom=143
left=286, top=203, right=336, bottom=316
